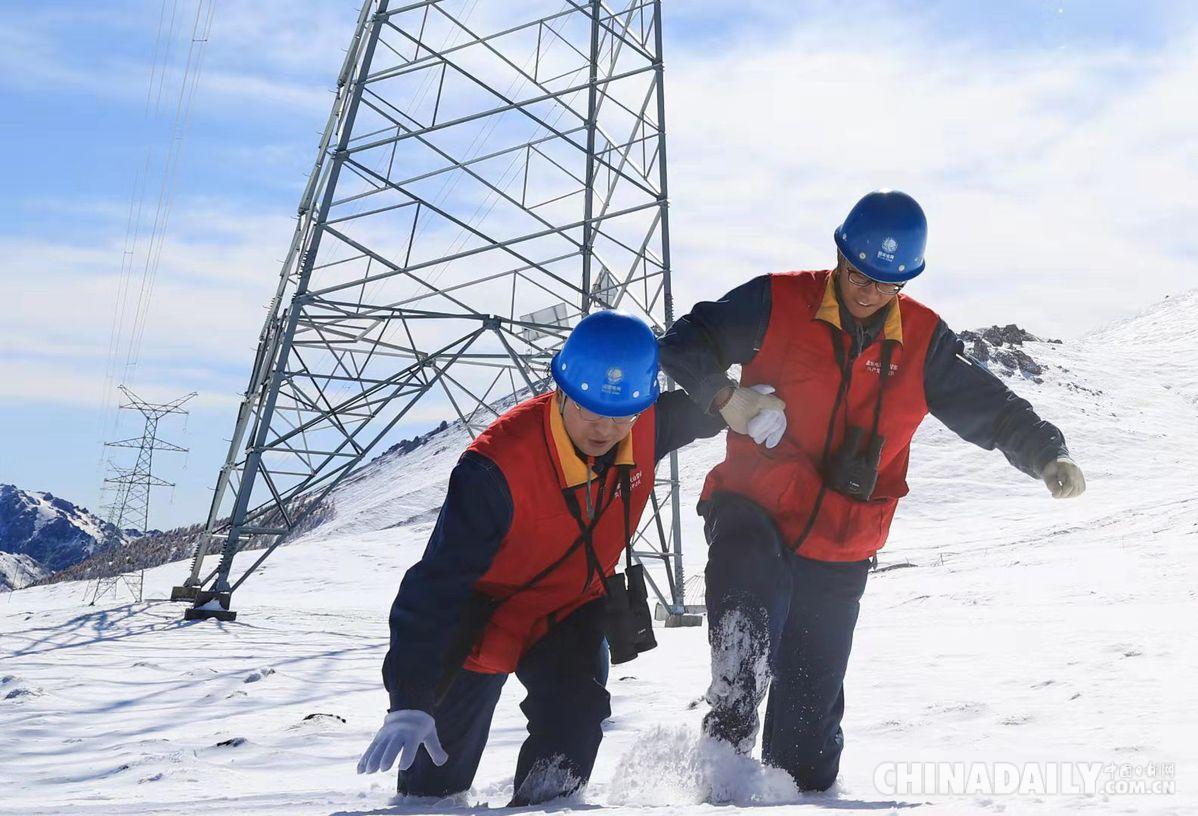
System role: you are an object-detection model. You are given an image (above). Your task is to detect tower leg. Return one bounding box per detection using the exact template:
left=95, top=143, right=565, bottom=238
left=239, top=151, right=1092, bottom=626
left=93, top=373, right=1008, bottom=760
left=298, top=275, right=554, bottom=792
left=183, top=590, right=237, bottom=622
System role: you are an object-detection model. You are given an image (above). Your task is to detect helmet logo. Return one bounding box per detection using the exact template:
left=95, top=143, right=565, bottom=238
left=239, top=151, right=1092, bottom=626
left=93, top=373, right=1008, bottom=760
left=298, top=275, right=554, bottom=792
left=877, top=236, right=898, bottom=263
left=601, top=366, right=624, bottom=396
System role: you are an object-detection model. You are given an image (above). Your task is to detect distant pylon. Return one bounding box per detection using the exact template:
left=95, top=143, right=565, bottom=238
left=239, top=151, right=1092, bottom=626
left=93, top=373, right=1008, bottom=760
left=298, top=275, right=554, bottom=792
left=88, top=386, right=194, bottom=605
left=175, top=0, right=691, bottom=624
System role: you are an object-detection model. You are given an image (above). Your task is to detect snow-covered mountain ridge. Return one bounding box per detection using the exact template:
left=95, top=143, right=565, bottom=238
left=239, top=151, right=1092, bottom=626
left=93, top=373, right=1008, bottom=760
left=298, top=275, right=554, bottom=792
left=0, top=484, right=127, bottom=587
left=2, top=291, right=1196, bottom=815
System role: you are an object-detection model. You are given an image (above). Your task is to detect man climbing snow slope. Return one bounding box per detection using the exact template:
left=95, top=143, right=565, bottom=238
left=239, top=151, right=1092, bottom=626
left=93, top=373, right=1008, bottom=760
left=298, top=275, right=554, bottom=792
left=659, top=189, right=1087, bottom=792
left=359, top=311, right=724, bottom=805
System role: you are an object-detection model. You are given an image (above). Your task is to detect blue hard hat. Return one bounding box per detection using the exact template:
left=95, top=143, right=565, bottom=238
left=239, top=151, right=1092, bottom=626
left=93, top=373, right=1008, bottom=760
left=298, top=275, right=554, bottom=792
left=551, top=311, right=660, bottom=416
left=834, top=190, right=927, bottom=284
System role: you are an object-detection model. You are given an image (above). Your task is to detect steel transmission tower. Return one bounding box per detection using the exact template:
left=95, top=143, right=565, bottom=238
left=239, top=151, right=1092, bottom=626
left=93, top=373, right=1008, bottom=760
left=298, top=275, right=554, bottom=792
left=89, top=386, right=194, bottom=605
left=174, top=0, right=691, bottom=624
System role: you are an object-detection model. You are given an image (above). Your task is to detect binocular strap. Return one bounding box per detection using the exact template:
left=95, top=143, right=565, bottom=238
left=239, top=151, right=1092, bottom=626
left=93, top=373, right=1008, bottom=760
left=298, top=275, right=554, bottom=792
left=560, top=465, right=635, bottom=594
left=433, top=465, right=631, bottom=704
left=790, top=329, right=896, bottom=553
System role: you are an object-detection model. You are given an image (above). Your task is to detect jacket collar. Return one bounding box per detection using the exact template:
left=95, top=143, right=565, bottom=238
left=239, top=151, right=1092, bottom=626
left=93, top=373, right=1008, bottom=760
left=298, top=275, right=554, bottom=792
left=813, top=269, right=904, bottom=346
left=545, top=391, right=636, bottom=488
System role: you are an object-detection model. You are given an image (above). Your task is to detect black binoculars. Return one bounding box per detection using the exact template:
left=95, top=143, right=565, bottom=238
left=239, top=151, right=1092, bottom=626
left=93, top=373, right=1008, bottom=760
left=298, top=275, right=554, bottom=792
left=601, top=563, right=658, bottom=664
left=825, top=425, right=885, bottom=501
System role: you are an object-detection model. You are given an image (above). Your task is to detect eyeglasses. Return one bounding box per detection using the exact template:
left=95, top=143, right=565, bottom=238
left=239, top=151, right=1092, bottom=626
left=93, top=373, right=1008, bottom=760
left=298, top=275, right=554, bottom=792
left=571, top=400, right=640, bottom=426
left=844, top=267, right=905, bottom=297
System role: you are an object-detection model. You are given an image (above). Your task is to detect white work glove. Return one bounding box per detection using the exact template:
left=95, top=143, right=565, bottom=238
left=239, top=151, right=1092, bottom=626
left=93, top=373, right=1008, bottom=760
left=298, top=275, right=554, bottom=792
left=357, top=709, right=448, bottom=774
left=1041, top=456, right=1086, bottom=499
left=719, top=384, right=787, bottom=448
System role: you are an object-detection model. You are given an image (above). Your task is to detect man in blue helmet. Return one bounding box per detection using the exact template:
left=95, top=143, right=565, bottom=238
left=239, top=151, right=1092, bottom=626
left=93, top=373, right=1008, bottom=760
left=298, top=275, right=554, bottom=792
left=659, top=190, right=1086, bottom=792
left=359, top=310, right=724, bottom=805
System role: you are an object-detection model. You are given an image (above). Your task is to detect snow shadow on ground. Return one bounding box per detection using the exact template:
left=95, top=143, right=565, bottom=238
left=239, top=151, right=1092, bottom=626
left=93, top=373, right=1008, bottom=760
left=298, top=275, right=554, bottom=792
left=2, top=601, right=193, bottom=657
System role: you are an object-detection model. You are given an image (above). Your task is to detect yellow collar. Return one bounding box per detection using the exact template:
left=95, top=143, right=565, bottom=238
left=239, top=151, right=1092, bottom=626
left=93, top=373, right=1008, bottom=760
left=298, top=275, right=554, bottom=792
left=814, top=270, right=904, bottom=346
left=546, top=392, right=636, bottom=488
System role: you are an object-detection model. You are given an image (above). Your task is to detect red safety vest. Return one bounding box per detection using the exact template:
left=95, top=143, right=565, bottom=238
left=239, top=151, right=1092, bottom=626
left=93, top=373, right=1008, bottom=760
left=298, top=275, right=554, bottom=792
left=701, top=270, right=941, bottom=561
left=464, top=391, right=656, bottom=673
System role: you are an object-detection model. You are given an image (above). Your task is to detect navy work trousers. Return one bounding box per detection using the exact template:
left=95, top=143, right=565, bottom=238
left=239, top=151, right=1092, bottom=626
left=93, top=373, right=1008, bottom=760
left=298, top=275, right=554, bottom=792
left=701, top=493, right=870, bottom=791
left=397, top=598, right=611, bottom=806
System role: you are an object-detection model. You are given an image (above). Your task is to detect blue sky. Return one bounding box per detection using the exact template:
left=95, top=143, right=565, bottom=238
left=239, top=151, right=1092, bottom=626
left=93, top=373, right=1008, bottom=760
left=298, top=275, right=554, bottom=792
left=2, top=0, right=1196, bottom=529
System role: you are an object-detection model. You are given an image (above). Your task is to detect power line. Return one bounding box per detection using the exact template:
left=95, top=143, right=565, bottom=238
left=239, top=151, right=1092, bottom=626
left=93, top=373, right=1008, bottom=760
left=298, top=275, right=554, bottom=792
left=97, top=0, right=218, bottom=485
left=88, top=386, right=195, bottom=606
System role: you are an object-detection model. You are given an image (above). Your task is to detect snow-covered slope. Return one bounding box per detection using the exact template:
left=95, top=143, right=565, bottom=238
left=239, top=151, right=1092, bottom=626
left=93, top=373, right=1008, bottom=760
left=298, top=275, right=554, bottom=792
left=0, top=484, right=123, bottom=578
left=0, top=551, right=48, bottom=591
left=307, top=422, right=474, bottom=541
left=1087, top=287, right=1198, bottom=410
left=2, top=294, right=1196, bottom=816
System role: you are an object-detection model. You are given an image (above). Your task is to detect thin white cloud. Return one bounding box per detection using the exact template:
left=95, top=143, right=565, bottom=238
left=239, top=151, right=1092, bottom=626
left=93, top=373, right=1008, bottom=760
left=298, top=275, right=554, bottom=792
left=4, top=0, right=1196, bottom=416
left=0, top=356, right=239, bottom=411
left=0, top=2, right=348, bottom=117
left=2, top=204, right=293, bottom=407
left=662, top=8, right=1198, bottom=336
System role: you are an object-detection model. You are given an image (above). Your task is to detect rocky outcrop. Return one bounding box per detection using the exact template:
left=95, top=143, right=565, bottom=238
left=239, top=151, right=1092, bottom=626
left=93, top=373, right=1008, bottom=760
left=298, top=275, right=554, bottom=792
left=959, top=325, right=1058, bottom=383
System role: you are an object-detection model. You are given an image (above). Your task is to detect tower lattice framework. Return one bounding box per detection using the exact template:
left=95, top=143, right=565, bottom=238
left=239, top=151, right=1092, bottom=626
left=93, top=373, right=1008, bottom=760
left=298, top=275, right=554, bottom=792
left=89, top=386, right=193, bottom=605
left=174, top=0, right=692, bottom=624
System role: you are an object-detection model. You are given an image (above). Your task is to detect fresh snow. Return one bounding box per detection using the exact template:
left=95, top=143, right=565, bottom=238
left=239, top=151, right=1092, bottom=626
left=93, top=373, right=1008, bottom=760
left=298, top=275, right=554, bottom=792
left=0, top=551, right=48, bottom=592
left=1, top=298, right=1195, bottom=815
left=29, top=493, right=57, bottom=536
left=25, top=489, right=110, bottom=546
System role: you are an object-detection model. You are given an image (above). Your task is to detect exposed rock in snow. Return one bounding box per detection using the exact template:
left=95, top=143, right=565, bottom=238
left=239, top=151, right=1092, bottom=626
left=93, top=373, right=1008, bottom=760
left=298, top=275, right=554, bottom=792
left=959, top=324, right=1055, bottom=383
